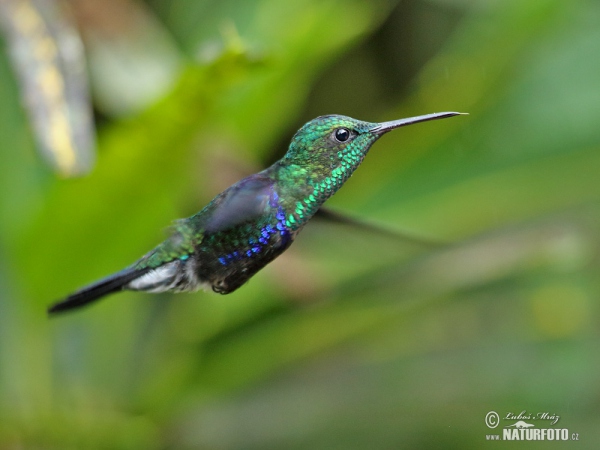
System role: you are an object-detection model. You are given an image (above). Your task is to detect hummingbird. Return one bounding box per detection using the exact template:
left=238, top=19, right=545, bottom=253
left=48, top=111, right=464, bottom=314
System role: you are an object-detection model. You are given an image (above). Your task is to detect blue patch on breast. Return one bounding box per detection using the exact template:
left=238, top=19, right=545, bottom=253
left=217, top=208, right=291, bottom=265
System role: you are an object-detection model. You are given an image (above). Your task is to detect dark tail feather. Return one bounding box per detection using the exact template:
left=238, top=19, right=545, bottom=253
left=48, top=266, right=150, bottom=315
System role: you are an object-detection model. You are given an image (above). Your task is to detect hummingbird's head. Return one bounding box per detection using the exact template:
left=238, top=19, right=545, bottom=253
left=283, top=115, right=378, bottom=169
left=282, top=112, right=464, bottom=171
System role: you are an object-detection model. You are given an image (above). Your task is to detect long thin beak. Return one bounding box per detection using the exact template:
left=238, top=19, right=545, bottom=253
left=370, top=111, right=467, bottom=135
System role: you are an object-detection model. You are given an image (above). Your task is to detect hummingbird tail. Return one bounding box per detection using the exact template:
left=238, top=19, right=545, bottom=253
left=47, top=266, right=150, bottom=315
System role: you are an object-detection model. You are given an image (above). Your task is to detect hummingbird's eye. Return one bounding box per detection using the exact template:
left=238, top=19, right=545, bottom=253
left=334, top=128, right=351, bottom=143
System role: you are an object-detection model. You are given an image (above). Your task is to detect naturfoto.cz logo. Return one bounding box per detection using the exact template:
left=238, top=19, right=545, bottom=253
left=484, top=410, right=579, bottom=441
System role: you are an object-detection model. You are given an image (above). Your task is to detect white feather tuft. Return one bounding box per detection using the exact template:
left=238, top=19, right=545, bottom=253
left=127, top=259, right=211, bottom=293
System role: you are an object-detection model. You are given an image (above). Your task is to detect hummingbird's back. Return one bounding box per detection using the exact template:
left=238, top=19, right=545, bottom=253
left=134, top=171, right=299, bottom=294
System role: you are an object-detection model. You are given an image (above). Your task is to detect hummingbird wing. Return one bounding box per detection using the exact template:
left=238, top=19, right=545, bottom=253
left=314, top=207, right=446, bottom=247
left=204, top=176, right=275, bottom=233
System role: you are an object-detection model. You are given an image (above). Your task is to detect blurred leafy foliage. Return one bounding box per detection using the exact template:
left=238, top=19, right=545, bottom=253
left=0, top=0, right=599, bottom=448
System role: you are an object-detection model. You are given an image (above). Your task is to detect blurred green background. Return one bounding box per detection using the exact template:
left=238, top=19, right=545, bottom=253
left=1, top=0, right=599, bottom=448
